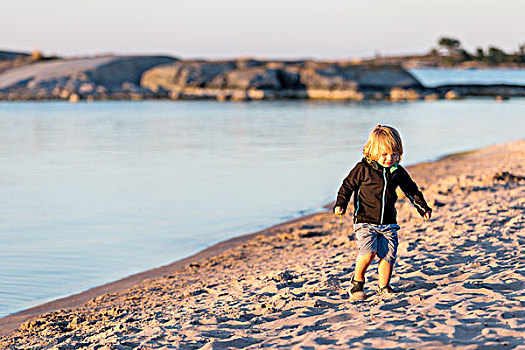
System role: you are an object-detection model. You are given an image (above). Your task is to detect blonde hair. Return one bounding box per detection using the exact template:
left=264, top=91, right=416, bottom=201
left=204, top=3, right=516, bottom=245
left=363, top=125, right=403, bottom=162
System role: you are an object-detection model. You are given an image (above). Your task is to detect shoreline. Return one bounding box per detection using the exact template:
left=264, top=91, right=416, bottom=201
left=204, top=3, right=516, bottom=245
left=0, top=150, right=445, bottom=335
left=0, top=142, right=514, bottom=336
left=1, top=139, right=523, bottom=348
left=0, top=212, right=323, bottom=337
left=1, top=90, right=525, bottom=102
left=0, top=143, right=500, bottom=335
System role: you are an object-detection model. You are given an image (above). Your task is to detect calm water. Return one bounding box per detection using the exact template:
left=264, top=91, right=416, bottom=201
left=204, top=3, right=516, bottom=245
left=1, top=99, right=524, bottom=317
left=410, top=68, right=525, bottom=87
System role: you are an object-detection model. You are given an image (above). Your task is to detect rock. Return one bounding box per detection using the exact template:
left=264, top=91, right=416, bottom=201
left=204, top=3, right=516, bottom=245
left=225, top=68, right=282, bottom=90
left=95, top=85, right=107, bottom=93
left=445, top=90, right=462, bottom=100
left=247, top=89, right=265, bottom=100
left=390, top=87, right=420, bottom=101
left=139, top=60, right=421, bottom=100
left=278, top=67, right=301, bottom=87
left=298, top=66, right=353, bottom=90
left=0, top=55, right=176, bottom=100
left=307, top=89, right=364, bottom=100
left=141, top=62, right=235, bottom=91
left=0, top=50, right=30, bottom=60
left=69, top=93, right=80, bottom=102
left=78, top=82, right=95, bottom=94
left=424, top=93, right=440, bottom=101
left=231, top=90, right=248, bottom=101
left=169, top=90, right=181, bottom=99
left=87, top=56, right=176, bottom=87
left=58, top=90, right=70, bottom=100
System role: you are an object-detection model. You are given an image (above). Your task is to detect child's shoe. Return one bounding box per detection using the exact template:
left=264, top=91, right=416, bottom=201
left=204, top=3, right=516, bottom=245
left=349, top=277, right=366, bottom=300
left=376, top=285, right=395, bottom=296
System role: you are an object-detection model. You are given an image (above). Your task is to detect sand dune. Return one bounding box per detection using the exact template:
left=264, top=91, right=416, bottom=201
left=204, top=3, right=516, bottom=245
left=1, top=140, right=523, bottom=349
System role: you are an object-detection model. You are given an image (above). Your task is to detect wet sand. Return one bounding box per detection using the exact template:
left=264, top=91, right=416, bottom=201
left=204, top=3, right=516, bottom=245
left=1, top=140, right=524, bottom=349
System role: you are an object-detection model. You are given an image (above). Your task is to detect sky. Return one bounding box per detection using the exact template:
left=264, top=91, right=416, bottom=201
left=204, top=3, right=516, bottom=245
left=2, top=0, right=524, bottom=60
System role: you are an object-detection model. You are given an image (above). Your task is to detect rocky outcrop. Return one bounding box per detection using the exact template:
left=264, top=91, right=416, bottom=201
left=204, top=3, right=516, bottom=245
left=0, top=50, right=30, bottom=61
left=141, top=60, right=423, bottom=101
left=434, top=84, right=525, bottom=99
left=1, top=54, right=523, bottom=101
left=0, top=56, right=176, bottom=100
left=0, top=50, right=34, bottom=76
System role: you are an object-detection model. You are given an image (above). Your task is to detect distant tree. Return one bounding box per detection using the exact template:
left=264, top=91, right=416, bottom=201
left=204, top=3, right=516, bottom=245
left=432, top=37, right=522, bottom=66
left=518, top=44, right=525, bottom=65
left=475, top=47, right=485, bottom=60
left=435, top=37, right=468, bottom=65
left=438, top=37, right=461, bottom=56
left=487, top=46, right=508, bottom=64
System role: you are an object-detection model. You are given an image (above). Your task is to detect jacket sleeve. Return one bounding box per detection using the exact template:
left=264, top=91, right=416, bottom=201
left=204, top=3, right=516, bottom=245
left=334, top=163, right=363, bottom=214
left=398, top=166, right=432, bottom=217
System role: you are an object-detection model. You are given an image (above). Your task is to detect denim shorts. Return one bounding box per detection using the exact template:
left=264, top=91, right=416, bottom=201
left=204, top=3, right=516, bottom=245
left=353, top=223, right=400, bottom=264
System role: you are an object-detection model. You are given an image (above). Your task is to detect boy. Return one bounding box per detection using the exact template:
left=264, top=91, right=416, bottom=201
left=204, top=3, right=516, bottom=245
left=334, top=125, right=432, bottom=299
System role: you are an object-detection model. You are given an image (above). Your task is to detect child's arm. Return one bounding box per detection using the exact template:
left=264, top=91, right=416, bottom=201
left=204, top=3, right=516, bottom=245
left=334, top=163, right=363, bottom=214
left=398, top=167, right=432, bottom=219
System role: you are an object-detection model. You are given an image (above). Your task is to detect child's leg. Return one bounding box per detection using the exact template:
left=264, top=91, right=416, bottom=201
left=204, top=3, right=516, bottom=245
left=377, top=258, right=393, bottom=288
left=353, top=223, right=378, bottom=281
left=354, top=252, right=376, bottom=281
left=376, top=224, right=399, bottom=288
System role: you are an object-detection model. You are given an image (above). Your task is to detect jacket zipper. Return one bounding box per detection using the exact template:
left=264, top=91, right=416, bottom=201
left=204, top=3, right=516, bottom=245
left=380, top=168, right=387, bottom=224
left=354, top=189, right=361, bottom=223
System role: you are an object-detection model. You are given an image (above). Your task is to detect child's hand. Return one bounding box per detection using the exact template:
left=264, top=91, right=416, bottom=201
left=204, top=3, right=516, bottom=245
left=334, top=206, right=344, bottom=215
left=423, top=211, right=431, bottom=222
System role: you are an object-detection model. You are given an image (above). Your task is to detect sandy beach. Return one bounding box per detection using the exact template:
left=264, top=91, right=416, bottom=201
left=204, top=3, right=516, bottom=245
left=1, top=140, right=524, bottom=349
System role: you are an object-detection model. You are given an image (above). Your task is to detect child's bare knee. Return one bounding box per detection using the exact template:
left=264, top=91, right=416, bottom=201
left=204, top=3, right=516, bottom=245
left=359, top=251, right=376, bottom=261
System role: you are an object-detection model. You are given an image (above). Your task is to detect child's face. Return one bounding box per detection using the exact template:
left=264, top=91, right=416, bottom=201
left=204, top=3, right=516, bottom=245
left=376, top=147, right=400, bottom=168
